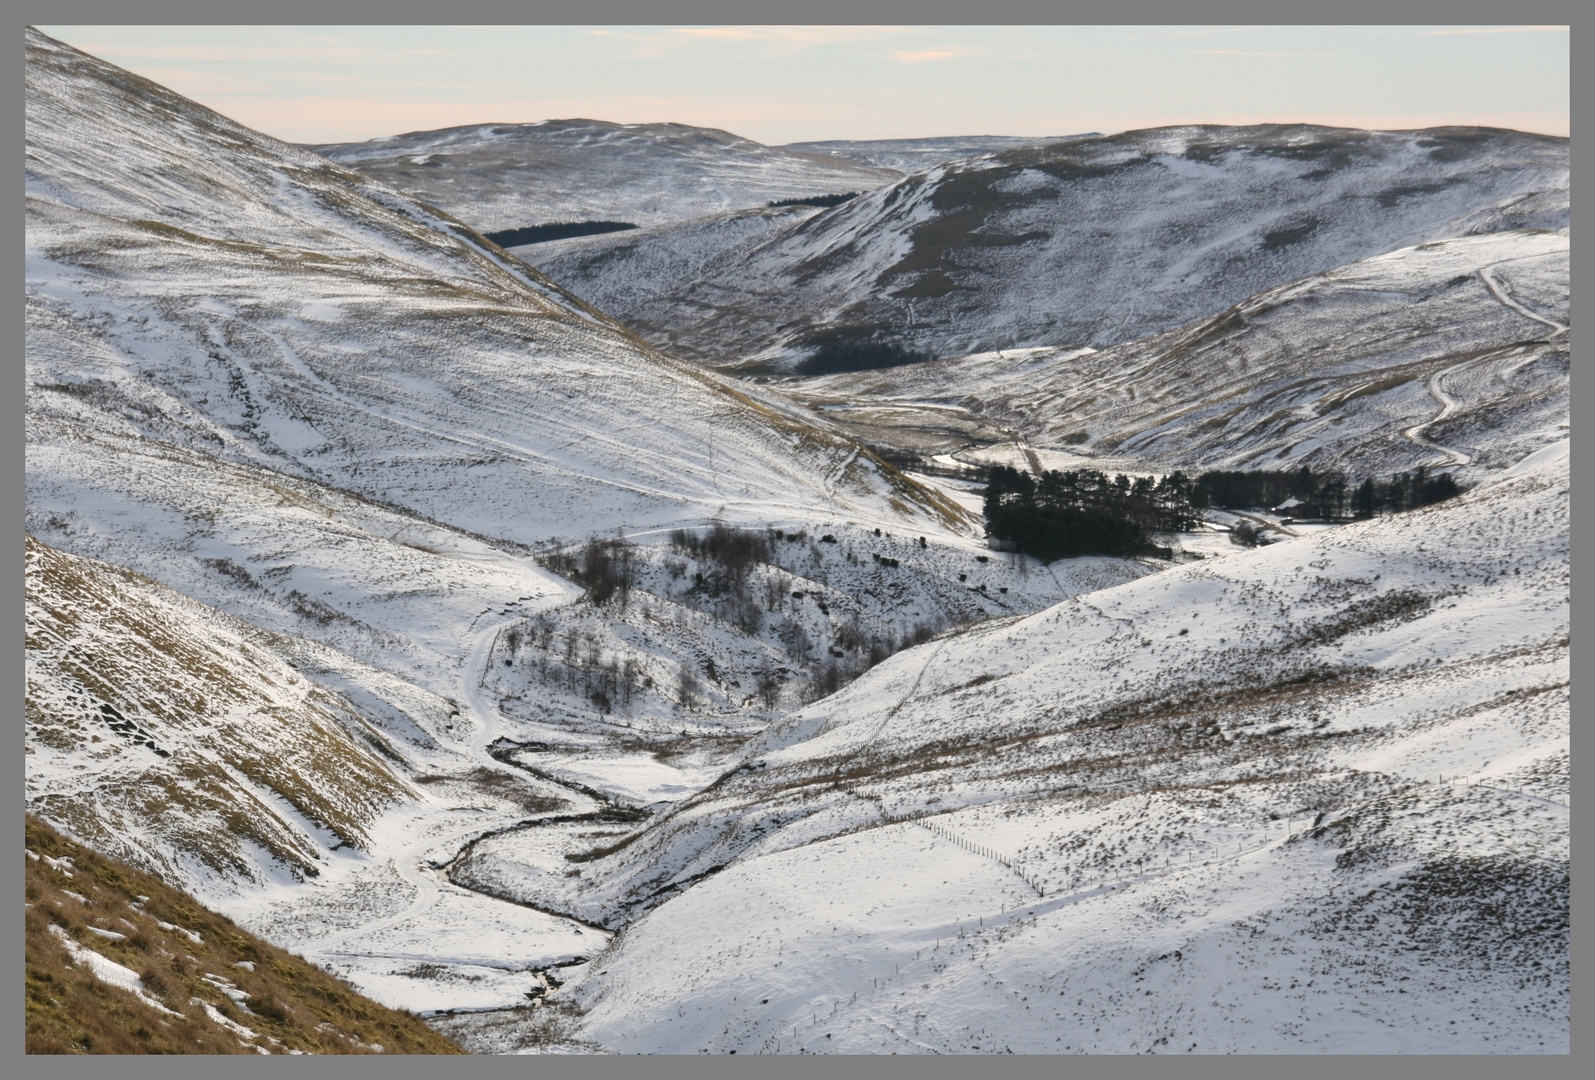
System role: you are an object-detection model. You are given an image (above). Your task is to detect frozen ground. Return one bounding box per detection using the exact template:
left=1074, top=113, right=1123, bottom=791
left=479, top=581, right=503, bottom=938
left=26, top=532, right=611, bottom=1016
left=781, top=134, right=1096, bottom=173
left=25, top=26, right=972, bottom=703
left=19, top=28, right=978, bottom=1031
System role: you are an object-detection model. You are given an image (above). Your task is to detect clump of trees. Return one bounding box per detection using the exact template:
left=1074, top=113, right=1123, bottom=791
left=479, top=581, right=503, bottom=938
left=982, top=466, right=1203, bottom=561
left=526, top=525, right=958, bottom=717
left=982, top=461, right=1467, bottom=561
left=505, top=614, right=646, bottom=715
left=543, top=538, right=638, bottom=607
left=1349, top=467, right=1463, bottom=518
left=1196, top=464, right=1462, bottom=519
left=668, top=523, right=772, bottom=577
left=1197, top=466, right=1340, bottom=517
left=767, top=192, right=859, bottom=208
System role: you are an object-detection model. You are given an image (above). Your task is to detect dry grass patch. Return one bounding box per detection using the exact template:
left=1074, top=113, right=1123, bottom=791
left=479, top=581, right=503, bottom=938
left=25, top=815, right=463, bottom=1056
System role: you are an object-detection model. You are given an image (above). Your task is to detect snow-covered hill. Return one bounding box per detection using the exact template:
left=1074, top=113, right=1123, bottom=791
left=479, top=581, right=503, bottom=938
left=780, top=134, right=1095, bottom=173
left=24, top=531, right=630, bottom=1019
left=786, top=228, right=1569, bottom=481
left=25, top=30, right=1118, bottom=1030
left=522, top=441, right=1569, bottom=1053
left=513, top=203, right=827, bottom=340
left=307, top=120, right=900, bottom=234
left=24, top=27, right=1569, bottom=1056
left=534, top=124, right=1567, bottom=367
left=25, top=26, right=971, bottom=684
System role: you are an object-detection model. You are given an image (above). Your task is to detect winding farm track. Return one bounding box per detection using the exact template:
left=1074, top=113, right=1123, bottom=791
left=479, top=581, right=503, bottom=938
left=1479, top=264, right=1568, bottom=338
left=1401, top=359, right=1477, bottom=468
left=1398, top=261, right=1572, bottom=469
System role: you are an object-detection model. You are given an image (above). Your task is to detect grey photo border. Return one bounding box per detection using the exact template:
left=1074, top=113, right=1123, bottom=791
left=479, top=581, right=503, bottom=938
left=8, top=1, right=1580, bottom=1078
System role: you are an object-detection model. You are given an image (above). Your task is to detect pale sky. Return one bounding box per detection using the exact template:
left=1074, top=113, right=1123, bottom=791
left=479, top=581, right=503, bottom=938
left=37, top=25, right=1570, bottom=146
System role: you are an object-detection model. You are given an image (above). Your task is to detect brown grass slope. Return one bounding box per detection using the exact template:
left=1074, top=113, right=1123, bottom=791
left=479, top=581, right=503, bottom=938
left=26, top=815, right=463, bottom=1055
left=26, top=534, right=415, bottom=892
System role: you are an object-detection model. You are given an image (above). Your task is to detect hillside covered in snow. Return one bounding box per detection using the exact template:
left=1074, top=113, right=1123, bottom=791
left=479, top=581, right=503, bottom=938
left=308, top=120, right=900, bottom=234
left=533, top=442, right=1569, bottom=1054
left=25, top=25, right=973, bottom=691
left=21, top=24, right=998, bottom=1029
left=534, top=124, right=1567, bottom=368
left=780, top=134, right=1095, bottom=173
left=786, top=228, right=1568, bottom=481
left=24, top=25, right=1569, bottom=1057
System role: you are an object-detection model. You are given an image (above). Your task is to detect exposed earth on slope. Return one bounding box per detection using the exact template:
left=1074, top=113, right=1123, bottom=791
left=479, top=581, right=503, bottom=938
left=25, top=815, right=464, bottom=1055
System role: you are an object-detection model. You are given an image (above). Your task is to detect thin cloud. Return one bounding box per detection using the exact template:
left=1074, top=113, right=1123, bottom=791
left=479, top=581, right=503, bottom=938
left=670, top=26, right=899, bottom=44
left=1191, top=49, right=1352, bottom=58
left=66, top=42, right=462, bottom=61
left=894, top=50, right=960, bottom=63
left=1423, top=25, right=1567, bottom=35
left=120, top=64, right=493, bottom=96
left=1096, top=27, right=1244, bottom=41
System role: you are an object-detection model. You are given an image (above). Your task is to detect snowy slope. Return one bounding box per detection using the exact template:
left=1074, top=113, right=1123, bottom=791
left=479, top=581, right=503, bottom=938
left=26, top=535, right=414, bottom=890
left=22, top=26, right=1007, bottom=1019
left=781, top=135, right=1096, bottom=173
left=307, top=120, right=900, bottom=233
left=25, top=531, right=627, bottom=1017
left=24, top=28, right=1569, bottom=1054
left=515, top=203, right=826, bottom=337
left=25, top=27, right=972, bottom=685
left=513, top=443, right=1570, bottom=1053
left=787, top=229, right=1569, bottom=480
left=536, top=124, right=1567, bottom=367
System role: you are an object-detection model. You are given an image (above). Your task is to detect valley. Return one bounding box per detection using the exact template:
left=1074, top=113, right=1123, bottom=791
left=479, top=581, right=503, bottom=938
left=23, top=25, right=1568, bottom=1056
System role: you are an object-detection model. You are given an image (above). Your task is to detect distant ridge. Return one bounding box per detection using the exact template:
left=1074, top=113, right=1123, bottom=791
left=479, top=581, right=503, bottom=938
left=781, top=133, right=1100, bottom=171
left=305, top=118, right=900, bottom=232
left=538, top=122, right=1568, bottom=367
